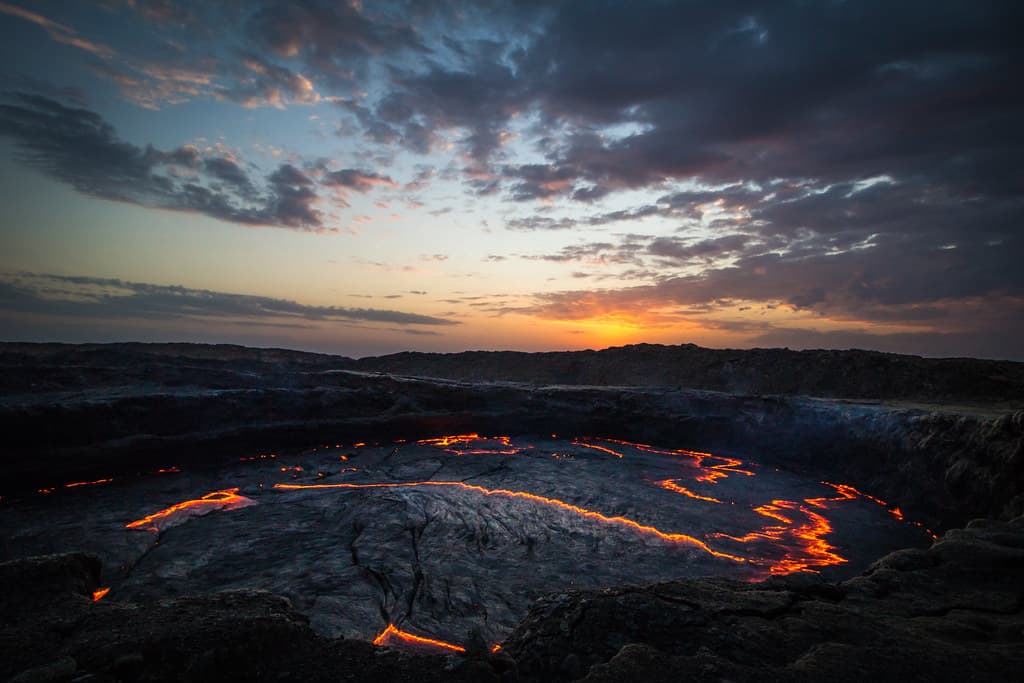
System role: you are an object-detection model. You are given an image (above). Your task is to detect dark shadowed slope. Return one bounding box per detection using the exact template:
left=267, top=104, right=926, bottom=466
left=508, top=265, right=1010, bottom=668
left=355, top=344, right=1024, bottom=405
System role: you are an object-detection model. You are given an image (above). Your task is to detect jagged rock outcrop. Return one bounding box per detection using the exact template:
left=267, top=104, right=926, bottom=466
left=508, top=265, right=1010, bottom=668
left=503, top=516, right=1024, bottom=681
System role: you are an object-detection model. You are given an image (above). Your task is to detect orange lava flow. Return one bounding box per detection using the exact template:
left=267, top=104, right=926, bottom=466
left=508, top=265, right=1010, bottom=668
left=65, top=478, right=113, bottom=489
left=125, top=488, right=255, bottom=533
left=597, top=437, right=754, bottom=482
left=572, top=439, right=624, bottom=458
left=372, top=623, right=465, bottom=653
left=656, top=479, right=723, bottom=503
left=273, top=480, right=745, bottom=562
left=817, top=482, right=936, bottom=539
left=92, top=587, right=110, bottom=601
left=711, top=499, right=845, bottom=574
left=418, top=433, right=517, bottom=455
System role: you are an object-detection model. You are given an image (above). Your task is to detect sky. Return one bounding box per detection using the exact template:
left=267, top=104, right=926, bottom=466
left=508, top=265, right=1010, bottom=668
left=0, top=1, right=1021, bottom=359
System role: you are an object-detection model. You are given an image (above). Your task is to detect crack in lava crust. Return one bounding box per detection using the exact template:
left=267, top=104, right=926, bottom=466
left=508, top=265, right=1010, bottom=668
left=272, top=480, right=747, bottom=563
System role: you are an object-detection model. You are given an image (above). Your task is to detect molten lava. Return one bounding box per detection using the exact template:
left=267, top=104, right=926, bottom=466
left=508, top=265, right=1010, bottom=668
left=372, top=623, right=465, bottom=653
left=656, top=478, right=723, bottom=503
left=125, top=488, right=256, bottom=533
left=274, top=480, right=746, bottom=562
left=817, top=481, right=936, bottom=538
left=65, top=478, right=113, bottom=489
left=572, top=439, right=624, bottom=458
left=418, top=433, right=517, bottom=455
left=92, top=587, right=110, bottom=601
left=597, top=437, right=755, bottom=481
left=711, top=498, right=845, bottom=574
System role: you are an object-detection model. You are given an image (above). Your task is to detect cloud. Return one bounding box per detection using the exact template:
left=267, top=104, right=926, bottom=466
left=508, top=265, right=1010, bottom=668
left=0, top=93, right=403, bottom=231
left=247, top=0, right=421, bottom=85
left=322, top=168, right=397, bottom=192
left=0, top=2, right=115, bottom=58
left=0, top=273, right=459, bottom=327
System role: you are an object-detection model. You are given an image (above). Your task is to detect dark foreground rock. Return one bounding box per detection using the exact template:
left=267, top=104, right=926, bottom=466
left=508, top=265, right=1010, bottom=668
left=3, top=516, right=1022, bottom=682
left=503, top=515, right=1024, bottom=682
left=0, top=554, right=511, bottom=683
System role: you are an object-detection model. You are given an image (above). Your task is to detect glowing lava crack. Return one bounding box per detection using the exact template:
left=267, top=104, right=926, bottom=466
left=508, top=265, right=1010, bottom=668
left=125, top=488, right=256, bottom=533
left=273, top=479, right=747, bottom=562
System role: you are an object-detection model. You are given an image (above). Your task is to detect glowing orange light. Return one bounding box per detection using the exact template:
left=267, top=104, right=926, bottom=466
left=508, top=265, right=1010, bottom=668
left=572, top=439, right=624, bottom=458
left=656, top=479, right=722, bottom=503
left=65, top=478, right=113, bottom=489
left=372, top=623, right=465, bottom=653
left=92, top=587, right=110, bottom=601
left=274, top=480, right=745, bottom=562
left=596, top=437, right=754, bottom=481
left=418, top=433, right=517, bottom=455
left=712, top=499, right=845, bottom=574
left=154, top=466, right=181, bottom=474
left=817, top=482, right=934, bottom=537
left=125, top=488, right=256, bottom=533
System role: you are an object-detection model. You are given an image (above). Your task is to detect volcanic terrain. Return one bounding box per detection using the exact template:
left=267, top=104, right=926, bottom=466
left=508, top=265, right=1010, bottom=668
left=1, top=342, right=1022, bottom=681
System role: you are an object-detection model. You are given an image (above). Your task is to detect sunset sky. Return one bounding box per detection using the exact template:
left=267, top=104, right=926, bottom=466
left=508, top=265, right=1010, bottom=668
left=1, top=1, right=1021, bottom=359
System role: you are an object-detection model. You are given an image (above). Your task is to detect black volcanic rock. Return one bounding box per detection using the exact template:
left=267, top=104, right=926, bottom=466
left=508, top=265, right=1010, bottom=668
left=353, top=343, right=1024, bottom=405
left=503, top=516, right=1024, bottom=682
left=2, top=518, right=1022, bottom=682
left=2, top=342, right=1022, bottom=529
left=0, top=554, right=504, bottom=683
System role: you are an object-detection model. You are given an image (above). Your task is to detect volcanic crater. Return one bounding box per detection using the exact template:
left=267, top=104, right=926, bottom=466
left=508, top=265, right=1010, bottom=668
left=1, top=342, right=1022, bottom=681
left=4, top=433, right=934, bottom=651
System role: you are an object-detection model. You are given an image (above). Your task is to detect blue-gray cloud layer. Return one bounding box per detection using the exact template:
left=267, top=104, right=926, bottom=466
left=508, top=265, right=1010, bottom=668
left=0, top=273, right=458, bottom=326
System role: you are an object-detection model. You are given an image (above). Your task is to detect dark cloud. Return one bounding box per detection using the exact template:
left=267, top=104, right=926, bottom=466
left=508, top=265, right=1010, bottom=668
left=521, top=230, right=1024, bottom=337
left=648, top=234, right=754, bottom=262
left=0, top=93, right=407, bottom=231
left=322, top=168, right=397, bottom=192
left=0, top=273, right=459, bottom=326
left=246, top=0, right=421, bottom=85
left=505, top=216, right=577, bottom=231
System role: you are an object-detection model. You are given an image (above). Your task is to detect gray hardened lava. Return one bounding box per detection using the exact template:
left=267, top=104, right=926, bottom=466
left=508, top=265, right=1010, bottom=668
left=0, top=435, right=937, bottom=649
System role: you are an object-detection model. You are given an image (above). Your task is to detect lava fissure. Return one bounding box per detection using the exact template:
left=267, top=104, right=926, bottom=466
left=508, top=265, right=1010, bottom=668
left=406, top=521, right=426, bottom=620
left=125, top=488, right=256, bottom=533
left=273, top=480, right=746, bottom=562
left=372, top=623, right=466, bottom=654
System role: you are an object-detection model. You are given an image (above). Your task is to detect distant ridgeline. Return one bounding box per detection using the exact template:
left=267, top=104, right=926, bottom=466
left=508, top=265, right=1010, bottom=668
left=2, top=341, right=1022, bottom=404
left=352, top=344, right=1024, bottom=404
